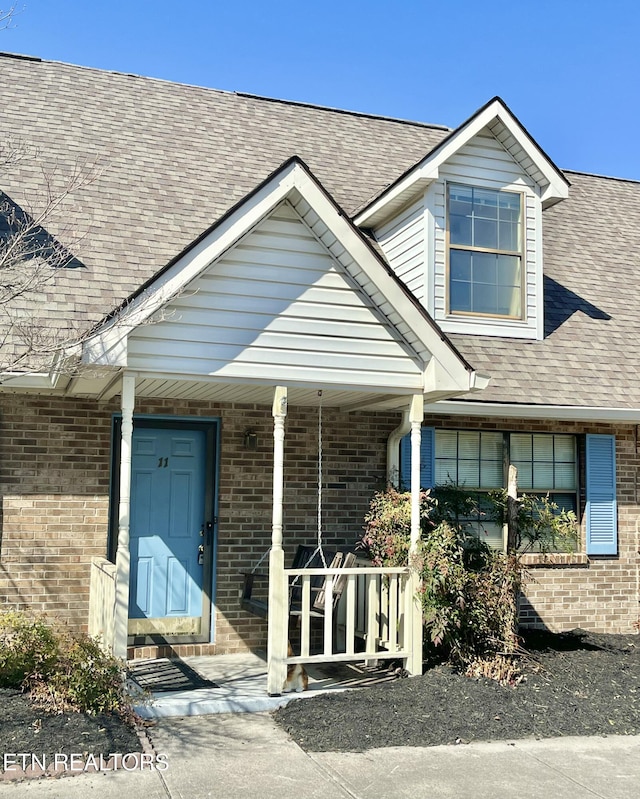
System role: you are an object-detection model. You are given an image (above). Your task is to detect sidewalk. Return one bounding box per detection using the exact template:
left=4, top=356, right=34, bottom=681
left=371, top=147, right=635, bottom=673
left=1, top=712, right=639, bottom=799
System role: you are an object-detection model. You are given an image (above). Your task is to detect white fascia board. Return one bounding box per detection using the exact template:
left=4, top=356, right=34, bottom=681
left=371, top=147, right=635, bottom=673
left=353, top=172, right=438, bottom=229
left=82, top=163, right=301, bottom=366
left=0, top=372, right=64, bottom=391
left=291, top=169, right=474, bottom=393
left=355, top=99, right=568, bottom=229
left=431, top=400, right=640, bottom=423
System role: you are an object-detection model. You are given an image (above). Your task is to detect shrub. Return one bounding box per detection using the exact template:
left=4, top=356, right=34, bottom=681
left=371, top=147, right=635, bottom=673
left=418, top=522, right=522, bottom=666
left=28, top=631, right=130, bottom=717
left=360, top=486, right=526, bottom=670
left=488, top=489, right=579, bottom=554
left=360, top=485, right=432, bottom=566
left=0, top=610, right=58, bottom=688
left=0, top=610, right=131, bottom=718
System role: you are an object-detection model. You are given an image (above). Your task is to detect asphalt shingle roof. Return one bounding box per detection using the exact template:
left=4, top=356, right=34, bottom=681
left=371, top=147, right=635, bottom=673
left=2, top=54, right=640, bottom=408
left=0, top=55, right=448, bottom=326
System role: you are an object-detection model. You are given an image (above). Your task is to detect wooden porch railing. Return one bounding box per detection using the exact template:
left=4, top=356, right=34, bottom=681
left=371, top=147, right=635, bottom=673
left=88, top=556, right=117, bottom=654
left=284, top=563, right=413, bottom=665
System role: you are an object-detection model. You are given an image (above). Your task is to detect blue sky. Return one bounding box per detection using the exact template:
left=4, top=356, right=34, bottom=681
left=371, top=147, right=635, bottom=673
left=5, top=0, right=640, bottom=180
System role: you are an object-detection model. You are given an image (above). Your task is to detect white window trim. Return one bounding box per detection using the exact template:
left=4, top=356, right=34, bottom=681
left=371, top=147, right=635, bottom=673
left=445, top=182, right=525, bottom=321
left=429, top=172, right=543, bottom=341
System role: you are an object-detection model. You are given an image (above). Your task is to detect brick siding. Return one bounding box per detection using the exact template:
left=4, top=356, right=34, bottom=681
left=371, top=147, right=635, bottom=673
left=427, top=414, right=640, bottom=634
left=0, top=396, right=637, bottom=655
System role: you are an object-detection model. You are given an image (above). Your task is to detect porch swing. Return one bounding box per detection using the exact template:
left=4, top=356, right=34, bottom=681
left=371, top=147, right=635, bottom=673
left=240, top=391, right=356, bottom=619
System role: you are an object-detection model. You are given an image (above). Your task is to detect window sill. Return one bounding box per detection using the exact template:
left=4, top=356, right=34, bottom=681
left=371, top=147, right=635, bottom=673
left=519, top=552, right=588, bottom=568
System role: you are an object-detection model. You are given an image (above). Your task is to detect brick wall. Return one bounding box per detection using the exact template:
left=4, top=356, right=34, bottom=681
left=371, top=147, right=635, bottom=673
left=0, top=395, right=637, bottom=651
left=0, top=396, right=113, bottom=630
left=0, top=394, right=396, bottom=652
left=427, top=414, right=640, bottom=634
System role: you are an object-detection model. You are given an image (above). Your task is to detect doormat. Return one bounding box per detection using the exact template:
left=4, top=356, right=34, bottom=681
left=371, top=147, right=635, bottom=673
left=129, top=659, right=219, bottom=692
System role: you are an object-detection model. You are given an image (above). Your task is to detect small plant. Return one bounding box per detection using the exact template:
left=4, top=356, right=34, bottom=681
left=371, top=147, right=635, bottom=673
left=0, top=610, right=132, bottom=719
left=0, top=610, right=58, bottom=688
left=28, top=631, right=131, bottom=717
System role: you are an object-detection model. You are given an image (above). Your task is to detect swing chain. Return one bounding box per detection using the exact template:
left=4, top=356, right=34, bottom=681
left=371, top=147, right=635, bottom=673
left=251, top=545, right=270, bottom=574
left=317, top=390, right=327, bottom=568
left=291, top=390, right=327, bottom=586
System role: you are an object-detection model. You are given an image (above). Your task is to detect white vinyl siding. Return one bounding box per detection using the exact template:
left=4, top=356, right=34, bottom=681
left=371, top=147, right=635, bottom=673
left=439, top=130, right=536, bottom=189
left=128, top=202, right=425, bottom=391
left=374, top=197, right=426, bottom=301
left=433, top=130, right=541, bottom=339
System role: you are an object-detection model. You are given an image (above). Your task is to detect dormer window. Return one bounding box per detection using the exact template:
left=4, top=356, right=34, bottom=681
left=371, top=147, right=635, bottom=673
left=447, top=183, right=523, bottom=319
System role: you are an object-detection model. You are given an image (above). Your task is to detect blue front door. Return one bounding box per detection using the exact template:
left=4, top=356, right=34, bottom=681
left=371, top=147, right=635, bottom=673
left=128, top=427, right=208, bottom=638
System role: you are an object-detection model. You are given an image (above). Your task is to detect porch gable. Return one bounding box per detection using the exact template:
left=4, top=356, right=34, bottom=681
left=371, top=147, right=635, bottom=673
left=126, top=201, right=426, bottom=392
left=80, top=158, right=484, bottom=402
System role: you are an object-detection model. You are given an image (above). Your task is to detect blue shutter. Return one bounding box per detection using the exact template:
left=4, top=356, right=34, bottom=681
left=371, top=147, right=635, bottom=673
left=585, top=434, right=617, bottom=556
left=399, top=427, right=435, bottom=490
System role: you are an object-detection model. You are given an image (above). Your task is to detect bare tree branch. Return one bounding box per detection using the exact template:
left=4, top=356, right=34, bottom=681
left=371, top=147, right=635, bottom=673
left=0, top=145, right=110, bottom=375
left=0, top=6, right=22, bottom=30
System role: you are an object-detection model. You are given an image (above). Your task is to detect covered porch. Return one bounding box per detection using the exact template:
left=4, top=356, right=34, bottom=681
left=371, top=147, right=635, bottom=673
left=88, top=375, right=431, bottom=695
left=79, top=158, right=486, bottom=694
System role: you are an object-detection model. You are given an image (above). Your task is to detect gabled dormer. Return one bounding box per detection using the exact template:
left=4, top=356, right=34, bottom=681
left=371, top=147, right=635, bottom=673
left=354, top=98, right=569, bottom=341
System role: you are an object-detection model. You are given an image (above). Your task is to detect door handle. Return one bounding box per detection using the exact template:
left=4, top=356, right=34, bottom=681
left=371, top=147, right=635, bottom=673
left=197, top=543, right=205, bottom=565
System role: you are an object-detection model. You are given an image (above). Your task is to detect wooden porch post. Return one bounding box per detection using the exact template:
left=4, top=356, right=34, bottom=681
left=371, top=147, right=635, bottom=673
left=113, top=373, right=135, bottom=660
left=267, top=386, right=288, bottom=695
left=407, top=393, right=424, bottom=676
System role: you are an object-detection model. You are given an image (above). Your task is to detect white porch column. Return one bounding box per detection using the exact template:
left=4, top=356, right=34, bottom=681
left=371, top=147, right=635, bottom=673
left=113, top=373, right=135, bottom=661
left=267, top=386, right=288, bottom=695
left=407, top=393, right=424, bottom=676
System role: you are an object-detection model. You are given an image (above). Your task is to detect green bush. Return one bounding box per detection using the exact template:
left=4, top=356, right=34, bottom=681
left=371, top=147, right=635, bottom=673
left=360, top=486, right=525, bottom=671
left=418, top=521, right=522, bottom=666
left=0, top=611, right=58, bottom=688
left=0, top=610, right=131, bottom=718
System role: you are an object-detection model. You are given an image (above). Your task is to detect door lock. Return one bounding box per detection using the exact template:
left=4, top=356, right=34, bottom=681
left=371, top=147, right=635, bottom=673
left=197, top=543, right=205, bottom=565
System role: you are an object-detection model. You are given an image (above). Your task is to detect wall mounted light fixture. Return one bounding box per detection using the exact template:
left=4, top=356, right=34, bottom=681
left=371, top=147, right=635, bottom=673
left=243, top=429, right=258, bottom=450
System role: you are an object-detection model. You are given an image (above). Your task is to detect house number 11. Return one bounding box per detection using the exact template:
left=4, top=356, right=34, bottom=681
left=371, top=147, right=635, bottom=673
left=157, top=457, right=169, bottom=468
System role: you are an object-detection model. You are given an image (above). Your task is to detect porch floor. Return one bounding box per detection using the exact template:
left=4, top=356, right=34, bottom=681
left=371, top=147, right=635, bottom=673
left=130, top=650, right=400, bottom=718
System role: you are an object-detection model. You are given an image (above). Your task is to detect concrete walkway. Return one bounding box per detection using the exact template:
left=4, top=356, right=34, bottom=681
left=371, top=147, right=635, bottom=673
left=2, top=713, right=639, bottom=799
left=132, top=651, right=398, bottom=718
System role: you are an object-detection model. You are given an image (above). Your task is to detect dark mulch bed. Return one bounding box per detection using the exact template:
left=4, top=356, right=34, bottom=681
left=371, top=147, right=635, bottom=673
left=0, top=689, right=142, bottom=773
left=274, top=629, right=640, bottom=752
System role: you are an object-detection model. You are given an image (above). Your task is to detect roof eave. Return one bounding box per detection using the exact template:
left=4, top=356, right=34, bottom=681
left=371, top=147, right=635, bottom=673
left=433, top=399, right=640, bottom=423
left=354, top=96, right=569, bottom=229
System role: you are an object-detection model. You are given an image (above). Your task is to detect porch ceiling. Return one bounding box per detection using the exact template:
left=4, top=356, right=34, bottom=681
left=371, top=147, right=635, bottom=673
left=59, top=367, right=414, bottom=409
left=110, top=376, right=408, bottom=410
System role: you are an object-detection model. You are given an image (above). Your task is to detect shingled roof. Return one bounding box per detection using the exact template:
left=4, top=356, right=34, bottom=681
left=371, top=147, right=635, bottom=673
left=1, top=54, right=639, bottom=409
left=0, top=54, right=448, bottom=325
